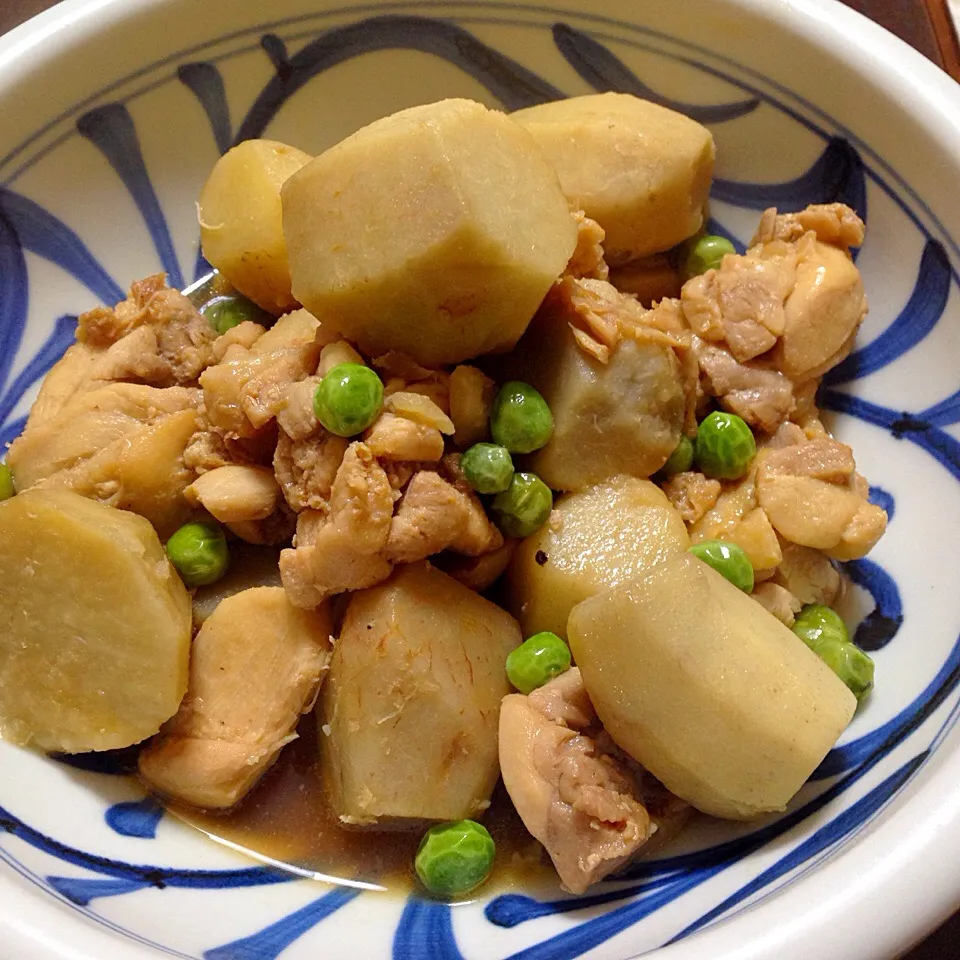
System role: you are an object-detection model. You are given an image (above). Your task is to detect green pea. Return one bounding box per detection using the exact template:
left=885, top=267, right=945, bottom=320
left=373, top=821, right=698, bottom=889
left=0, top=463, right=14, bottom=501
left=492, top=472, right=553, bottom=538
left=688, top=539, right=754, bottom=593
left=695, top=411, right=756, bottom=480
left=202, top=295, right=271, bottom=334
left=506, top=631, right=571, bottom=695
left=659, top=435, right=694, bottom=477
left=490, top=381, right=553, bottom=454
left=461, top=443, right=514, bottom=494
left=683, top=234, right=737, bottom=279
left=807, top=636, right=875, bottom=702
left=166, top=521, right=230, bottom=587
left=792, top=604, right=851, bottom=648
left=313, top=363, right=384, bottom=437
left=415, top=820, right=495, bottom=898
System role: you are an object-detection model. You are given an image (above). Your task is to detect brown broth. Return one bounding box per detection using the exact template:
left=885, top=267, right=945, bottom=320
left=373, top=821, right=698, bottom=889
left=166, top=718, right=554, bottom=895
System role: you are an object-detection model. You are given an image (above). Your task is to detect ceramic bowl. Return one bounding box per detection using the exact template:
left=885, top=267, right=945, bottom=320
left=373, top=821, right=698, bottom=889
left=2, top=0, right=960, bottom=957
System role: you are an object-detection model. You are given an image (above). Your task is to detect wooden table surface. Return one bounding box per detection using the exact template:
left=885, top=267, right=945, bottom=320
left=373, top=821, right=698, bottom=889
left=1, top=1, right=959, bottom=958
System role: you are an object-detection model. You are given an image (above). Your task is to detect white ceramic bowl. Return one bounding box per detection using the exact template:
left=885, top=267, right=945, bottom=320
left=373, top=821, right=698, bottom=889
left=2, top=1, right=960, bottom=957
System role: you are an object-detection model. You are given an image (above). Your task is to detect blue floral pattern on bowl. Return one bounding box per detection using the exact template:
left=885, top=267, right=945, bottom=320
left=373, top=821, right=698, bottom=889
left=1, top=5, right=958, bottom=958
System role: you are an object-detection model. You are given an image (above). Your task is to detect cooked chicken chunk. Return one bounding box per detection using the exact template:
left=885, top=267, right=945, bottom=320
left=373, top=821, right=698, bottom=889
left=385, top=470, right=502, bottom=563
left=772, top=541, right=843, bottom=606
left=499, top=668, right=655, bottom=894
left=363, top=412, right=444, bottom=462
left=78, top=274, right=216, bottom=384
left=200, top=308, right=321, bottom=439
left=661, top=471, right=721, bottom=524
left=756, top=437, right=886, bottom=559
left=273, top=429, right=349, bottom=512
left=566, top=211, right=609, bottom=281
left=448, top=364, right=495, bottom=448
left=279, top=442, right=394, bottom=606
left=752, top=202, right=865, bottom=252
left=751, top=582, right=803, bottom=627
left=185, top=465, right=280, bottom=523
left=7, top=383, right=200, bottom=537
left=139, top=587, right=331, bottom=809
left=275, top=376, right=322, bottom=441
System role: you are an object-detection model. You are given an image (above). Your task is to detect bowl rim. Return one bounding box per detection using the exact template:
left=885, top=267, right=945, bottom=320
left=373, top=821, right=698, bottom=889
left=1, top=1, right=960, bottom=958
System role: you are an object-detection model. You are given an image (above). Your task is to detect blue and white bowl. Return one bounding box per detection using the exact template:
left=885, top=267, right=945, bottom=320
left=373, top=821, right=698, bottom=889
left=2, top=0, right=960, bottom=957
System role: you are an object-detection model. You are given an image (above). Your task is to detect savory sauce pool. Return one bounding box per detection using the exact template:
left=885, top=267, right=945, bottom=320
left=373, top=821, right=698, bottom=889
left=166, top=717, right=554, bottom=894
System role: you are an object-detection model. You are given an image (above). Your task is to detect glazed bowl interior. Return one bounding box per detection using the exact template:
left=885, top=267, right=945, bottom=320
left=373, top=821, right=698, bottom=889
left=1, top=1, right=960, bottom=959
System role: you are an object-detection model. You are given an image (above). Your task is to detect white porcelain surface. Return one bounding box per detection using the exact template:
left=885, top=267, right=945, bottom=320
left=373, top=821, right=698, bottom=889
left=1, top=1, right=960, bottom=958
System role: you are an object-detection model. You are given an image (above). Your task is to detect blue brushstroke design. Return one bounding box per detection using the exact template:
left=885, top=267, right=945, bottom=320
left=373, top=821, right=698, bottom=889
left=204, top=887, right=360, bottom=960
left=178, top=63, right=232, bottom=155
left=47, top=875, right=152, bottom=906
left=497, top=748, right=927, bottom=956
left=0, top=800, right=295, bottom=891
left=868, top=485, right=895, bottom=521
left=843, top=558, right=903, bottom=652
left=104, top=798, right=164, bottom=840
left=551, top=22, right=759, bottom=123
left=704, top=217, right=746, bottom=255
left=0, top=314, right=76, bottom=428
left=0, top=187, right=123, bottom=305
left=826, top=240, right=951, bottom=385
left=822, top=390, right=960, bottom=482
left=669, top=752, right=927, bottom=943
left=76, top=104, right=184, bottom=289
left=918, top=388, right=960, bottom=428
left=0, top=205, right=28, bottom=396
left=712, top=137, right=866, bottom=220
left=0, top=414, right=26, bottom=449
left=394, top=897, right=465, bottom=960
left=234, top=15, right=563, bottom=142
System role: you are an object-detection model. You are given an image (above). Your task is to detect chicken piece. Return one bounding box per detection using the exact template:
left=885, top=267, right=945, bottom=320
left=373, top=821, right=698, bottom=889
left=775, top=233, right=867, bottom=381
left=661, top=471, right=721, bottom=524
left=200, top=308, right=321, bottom=438
left=279, top=442, right=395, bottom=606
left=363, top=412, right=444, bottom=461
left=566, top=211, right=609, bottom=281
left=448, top=365, right=495, bottom=448
left=191, top=543, right=283, bottom=627
left=436, top=540, right=518, bottom=592
left=728, top=505, right=782, bottom=572
left=185, top=465, right=279, bottom=523
left=383, top=391, right=455, bottom=434
left=608, top=254, right=682, bottom=307
left=499, top=668, right=655, bottom=894
left=276, top=376, right=321, bottom=441
left=756, top=437, right=887, bottom=558
left=89, top=324, right=173, bottom=385
left=751, top=581, right=802, bottom=627
left=688, top=461, right=759, bottom=543
left=7, top=383, right=200, bottom=537
left=210, top=320, right=266, bottom=362
left=320, top=562, right=521, bottom=825
left=78, top=274, right=216, bottom=383
left=385, top=470, right=502, bottom=564
left=273, top=429, right=349, bottom=512
left=772, top=541, right=843, bottom=607
left=20, top=342, right=103, bottom=428
left=226, top=503, right=297, bottom=547
left=139, top=587, right=331, bottom=810
left=752, top=203, right=865, bottom=252
left=681, top=242, right=797, bottom=361
left=692, top=336, right=796, bottom=434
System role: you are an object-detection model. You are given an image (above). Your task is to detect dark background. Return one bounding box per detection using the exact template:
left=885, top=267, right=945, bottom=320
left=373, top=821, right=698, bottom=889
left=1, top=0, right=959, bottom=957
